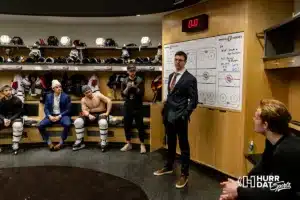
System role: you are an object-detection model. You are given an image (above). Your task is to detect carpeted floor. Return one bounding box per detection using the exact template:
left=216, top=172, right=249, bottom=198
left=0, top=166, right=149, bottom=200
left=0, top=146, right=223, bottom=200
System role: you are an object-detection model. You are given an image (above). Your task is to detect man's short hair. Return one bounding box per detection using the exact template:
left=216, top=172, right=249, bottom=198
left=82, top=85, right=92, bottom=94
left=259, top=99, right=292, bottom=135
left=0, top=85, right=12, bottom=92
left=175, top=51, right=187, bottom=61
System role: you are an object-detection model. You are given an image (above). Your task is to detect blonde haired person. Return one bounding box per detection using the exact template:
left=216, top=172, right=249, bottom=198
left=220, top=99, right=300, bottom=200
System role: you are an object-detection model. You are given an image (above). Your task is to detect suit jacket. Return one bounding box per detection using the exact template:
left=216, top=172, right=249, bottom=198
left=237, top=135, right=300, bottom=200
left=44, top=92, right=71, bottom=118
left=162, top=70, right=198, bottom=124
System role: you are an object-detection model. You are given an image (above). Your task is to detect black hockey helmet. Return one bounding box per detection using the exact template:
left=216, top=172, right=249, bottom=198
left=105, top=38, right=117, bottom=47
left=11, top=36, right=24, bottom=45
left=47, top=36, right=59, bottom=46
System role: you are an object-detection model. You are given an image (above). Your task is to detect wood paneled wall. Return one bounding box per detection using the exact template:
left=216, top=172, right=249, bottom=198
left=243, top=0, right=293, bottom=155
left=161, top=0, right=293, bottom=177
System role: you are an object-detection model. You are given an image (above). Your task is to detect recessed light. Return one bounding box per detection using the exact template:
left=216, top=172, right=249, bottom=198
left=136, top=14, right=141, bottom=16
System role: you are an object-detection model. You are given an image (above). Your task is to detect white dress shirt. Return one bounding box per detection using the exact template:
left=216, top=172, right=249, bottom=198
left=170, top=68, right=186, bottom=86
left=53, top=94, right=61, bottom=115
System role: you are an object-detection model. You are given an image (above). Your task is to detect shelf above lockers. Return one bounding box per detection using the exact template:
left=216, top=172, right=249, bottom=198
left=0, top=64, right=162, bottom=72
left=0, top=44, right=159, bottom=51
left=263, top=52, right=300, bottom=69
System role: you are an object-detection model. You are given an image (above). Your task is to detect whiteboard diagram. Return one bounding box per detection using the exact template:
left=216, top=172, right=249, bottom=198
left=185, top=50, right=197, bottom=77
left=197, top=69, right=216, bottom=105
left=163, top=32, right=244, bottom=111
left=197, top=47, right=217, bottom=69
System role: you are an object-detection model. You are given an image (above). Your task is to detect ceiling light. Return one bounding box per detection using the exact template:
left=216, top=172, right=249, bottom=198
left=136, top=14, right=141, bottom=16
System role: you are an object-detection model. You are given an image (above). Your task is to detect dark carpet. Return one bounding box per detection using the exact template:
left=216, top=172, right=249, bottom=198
left=0, top=166, right=149, bottom=200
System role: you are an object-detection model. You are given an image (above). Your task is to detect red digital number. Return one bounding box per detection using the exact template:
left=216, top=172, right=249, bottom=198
left=188, top=19, right=199, bottom=28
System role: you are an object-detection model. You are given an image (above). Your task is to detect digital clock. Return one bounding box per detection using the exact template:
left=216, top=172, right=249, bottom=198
left=182, top=14, right=209, bottom=32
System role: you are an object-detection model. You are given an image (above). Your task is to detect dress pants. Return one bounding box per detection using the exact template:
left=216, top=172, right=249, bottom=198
left=165, top=117, right=190, bottom=176
left=38, top=115, right=71, bottom=143
left=123, top=105, right=145, bottom=143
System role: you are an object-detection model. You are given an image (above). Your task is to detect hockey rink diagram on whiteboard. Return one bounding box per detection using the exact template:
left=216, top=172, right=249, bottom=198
left=217, top=72, right=240, bottom=108
left=216, top=33, right=243, bottom=109
left=197, top=47, right=217, bottom=105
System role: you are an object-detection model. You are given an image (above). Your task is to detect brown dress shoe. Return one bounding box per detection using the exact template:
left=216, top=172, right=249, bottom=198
left=53, top=143, right=63, bottom=151
left=48, top=143, right=55, bottom=151
left=176, top=175, right=188, bottom=188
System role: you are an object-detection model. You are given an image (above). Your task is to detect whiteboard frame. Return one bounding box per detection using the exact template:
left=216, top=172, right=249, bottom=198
left=162, top=31, right=245, bottom=112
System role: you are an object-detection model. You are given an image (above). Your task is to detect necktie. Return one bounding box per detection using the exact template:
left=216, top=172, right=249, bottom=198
left=169, top=73, right=179, bottom=91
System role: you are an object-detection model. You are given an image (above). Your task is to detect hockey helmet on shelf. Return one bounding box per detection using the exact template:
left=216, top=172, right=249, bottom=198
left=47, top=36, right=59, bottom=46
left=135, top=57, right=143, bottom=64
left=45, top=57, right=55, bottom=64
left=95, top=38, right=105, bottom=47
left=24, top=57, right=35, bottom=63
left=56, top=57, right=67, bottom=64
left=73, top=40, right=86, bottom=47
left=140, top=36, right=151, bottom=49
left=0, top=35, right=11, bottom=45
left=38, top=57, right=46, bottom=63
left=82, top=58, right=90, bottom=64
left=105, top=38, right=117, bottom=47
left=60, top=36, right=72, bottom=46
left=11, top=36, right=24, bottom=45
left=89, top=58, right=98, bottom=64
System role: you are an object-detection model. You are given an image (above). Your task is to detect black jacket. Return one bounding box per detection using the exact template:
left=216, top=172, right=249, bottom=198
left=237, top=135, right=300, bottom=200
left=162, top=70, right=198, bottom=124
left=0, top=96, right=23, bottom=121
left=121, top=75, right=144, bottom=109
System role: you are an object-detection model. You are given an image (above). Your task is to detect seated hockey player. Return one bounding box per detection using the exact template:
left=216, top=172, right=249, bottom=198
left=73, top=85, right=112, bottom=152
left=0, top=85, right=24, bottom=154
left=37, top=80, right=72, bottom=151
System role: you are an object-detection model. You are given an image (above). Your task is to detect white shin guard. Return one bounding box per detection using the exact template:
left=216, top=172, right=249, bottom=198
left=98, top=118, right=108, bottom=147
left=74, top=118, right=85, bottom=144
left=12, top=121, right=23, bottom=150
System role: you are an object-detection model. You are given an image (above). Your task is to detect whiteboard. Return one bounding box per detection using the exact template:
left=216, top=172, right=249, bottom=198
left=163, top=32, right=244, bottom=111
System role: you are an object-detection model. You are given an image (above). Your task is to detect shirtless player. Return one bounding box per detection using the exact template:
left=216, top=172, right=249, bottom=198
left=73, top=85, right=112, bottom=152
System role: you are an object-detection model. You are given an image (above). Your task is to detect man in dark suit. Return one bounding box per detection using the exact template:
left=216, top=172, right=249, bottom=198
left=219, top=99, right=300, bottom=200
left=38, top=80, right=72, bottom=151
left=153, top=51, right=198, bottom=188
